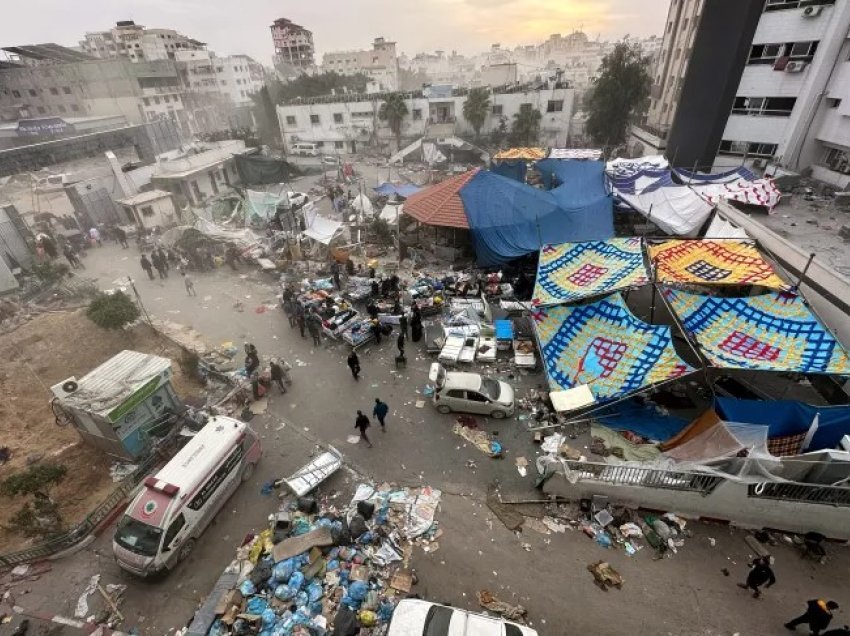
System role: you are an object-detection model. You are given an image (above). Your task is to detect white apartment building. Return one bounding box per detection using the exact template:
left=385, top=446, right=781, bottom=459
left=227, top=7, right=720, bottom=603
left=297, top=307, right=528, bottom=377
left=80, top=21, right=206, bottom=63
left=175, top=50, right=263, bottom=106
left=717, top=0, right=850, bottom=189
left=275, top=84, right=574, bottom=155
left=322, top=38, right=399, bottom=91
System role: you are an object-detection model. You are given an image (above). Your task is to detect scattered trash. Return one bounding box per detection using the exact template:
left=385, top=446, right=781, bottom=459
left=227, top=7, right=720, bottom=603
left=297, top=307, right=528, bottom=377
left=515, top=456, right=528, bottom=477
left=346, top=435, right=361, bottom=444
left=587, top=561, right=623, bottom=591
left=415, top=400, right=425, bottom=408
left=477, top=590, right=527, bottom=622
left=74, top=574, right=100, bottom=618
left=109, top=462, right=139, bottom=483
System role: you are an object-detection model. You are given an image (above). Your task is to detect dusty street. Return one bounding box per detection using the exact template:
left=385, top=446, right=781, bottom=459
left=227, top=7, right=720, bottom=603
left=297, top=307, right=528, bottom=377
left=7, top=187, right=850, bottom=635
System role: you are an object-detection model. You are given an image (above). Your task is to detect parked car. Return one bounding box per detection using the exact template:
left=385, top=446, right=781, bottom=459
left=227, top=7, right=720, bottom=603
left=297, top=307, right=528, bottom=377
left=321, top=155, right=340, bottom=166
left=291, top=142, right=319, bottom=156
left=287, top=191, right=309, bottom=208
left=428, top=363, right=515, bottom=419
left=387, top=599, right=538, bottom=636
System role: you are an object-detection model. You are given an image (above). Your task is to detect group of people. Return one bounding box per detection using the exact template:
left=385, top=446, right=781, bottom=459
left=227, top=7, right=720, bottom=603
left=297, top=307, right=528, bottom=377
left=352, top=398, right=390, bottom=448
left=139, top=247, right=196, bottom=296
left=243, top=343, right=292, bottom=399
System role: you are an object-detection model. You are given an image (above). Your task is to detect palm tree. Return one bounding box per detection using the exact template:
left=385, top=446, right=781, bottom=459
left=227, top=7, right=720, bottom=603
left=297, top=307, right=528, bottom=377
left=462, top=87, right=491, bottom=139
left=510, top=104, right=542, bottom=146
left=379, top=93, right=409, bottom=150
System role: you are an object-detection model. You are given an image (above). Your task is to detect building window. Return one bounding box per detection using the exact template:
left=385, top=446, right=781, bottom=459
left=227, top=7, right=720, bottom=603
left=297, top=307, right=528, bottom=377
left=37, top=106, right=45, bottom=114
left=63, top=86, right=71, bottom=95
left=718, top=140, right=778, bottom=158
left=315, top=141, right=324, bottom=147
left=28, top=89, right=37, bottom=97
left=823, top=147, right=850, bottom=175
left=826, top=97, right=842, bottom=108
left=412, top=109, right=422, bottom=120
left=731, top=96, right=797, bottom=116
left=333, top=113, right=343, bottom=123
left=334, top=141, right=344, bottom=149
left=11, top=90, right=20, bottom=98
left=286, top=115, right=296, bottom=125
left=351, top=111, right=372, bottom=119
left=220, top=79, right=227, bottom=85
left=310, top=114, right=320, bottom=125
left=491, top=104, right=503, bottom=115
left=143, top=97, right=150, bottom=106
left=191, top=181, right=202, bottom=200
left=71, top=104, right=79, bottom=112
left=57, top=105, right=66, bottom=113
left=216, top=66, right=223, bottom=72
left=49, top=87, right=59, bottom=95
left=764, top=0, right=836, bottom=11
left=140, top=205, right=155, bottom=217
left=789, top=41, right=819, bottom=58
left=546, top=100, right=564, bottom=113
left=153, top=97, right=161, bottom=105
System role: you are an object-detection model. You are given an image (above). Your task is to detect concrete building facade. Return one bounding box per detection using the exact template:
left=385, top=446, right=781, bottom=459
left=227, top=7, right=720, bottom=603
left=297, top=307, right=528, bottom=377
left=79, top=20, right=206, bottom=63
left=322, top=37, right=399, bottom=91
left=150, top=140, right=249, bottom=207
left=275, top=84, right=574, bottom=155
left=271, top=18, right=315, bottom=71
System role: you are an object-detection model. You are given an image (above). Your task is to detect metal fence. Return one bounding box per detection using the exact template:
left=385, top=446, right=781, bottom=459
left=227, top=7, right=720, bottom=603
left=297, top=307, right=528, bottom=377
left=747, top=482, right=850, bottom=508
left=563, top=460, right=724, bottom=496
left=0, top=454, right=158, bottom=567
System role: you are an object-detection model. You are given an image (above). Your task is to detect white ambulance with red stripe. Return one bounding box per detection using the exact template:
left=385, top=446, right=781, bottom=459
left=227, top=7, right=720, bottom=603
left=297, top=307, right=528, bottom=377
left=113, top=416, right=261, bottom=576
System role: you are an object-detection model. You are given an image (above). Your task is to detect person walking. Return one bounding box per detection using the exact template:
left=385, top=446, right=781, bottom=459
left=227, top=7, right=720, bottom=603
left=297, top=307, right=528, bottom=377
left=373, top=398, right=389, bottom=432
left=115, top=225, right=128, bottom=248
left=182, top=271, right=196, bottom=296
left=140, top=254, right=155, bottom=280
left=151, top=250, right=167, bottom=279
left=62, top=245, right=82, bottom=269
left=399, top=312, right=408, bottom=338
left=307, top=310, right=322, bottom=346
left=737, top=557, right=775, bottom=598
left=785, top=599, right=840, bottom=634
left=244, top=343, right=260, bottom=377
left=397, top=331, right=406, bottom=357
left=347, top=350, right=361, bottom=380
left=89, top=226, right=101, bottom=247
left=269, top=359, right=287, bottom=394
left=354, top=410, right=373, bottom=447
left=295, top=303, right=306, bottom=338
left=156, top=247, right=169, bottom=274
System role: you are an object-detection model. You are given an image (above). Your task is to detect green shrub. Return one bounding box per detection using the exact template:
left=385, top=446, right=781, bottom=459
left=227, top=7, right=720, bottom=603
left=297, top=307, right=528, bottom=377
left=86, top=291, right=140, bottom=330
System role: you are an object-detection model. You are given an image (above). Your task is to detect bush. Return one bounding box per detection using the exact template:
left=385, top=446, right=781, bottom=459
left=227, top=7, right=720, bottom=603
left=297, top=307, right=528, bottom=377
left=2, top=463, right=68, bottom=538
left=1, top=463, right=67, bottom=498
left=32, top=260, right=69, bottom=283
left=86, top=291, right=140, bottom=330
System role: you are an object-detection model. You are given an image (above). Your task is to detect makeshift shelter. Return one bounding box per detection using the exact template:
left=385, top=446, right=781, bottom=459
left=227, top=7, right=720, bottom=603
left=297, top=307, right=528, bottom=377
left=532, top=293, right=694, bottom=402
left=403, top=169, right=477, bottom=229
left=675, top=166, right=757, bottom=184
left=460, top=169, right=613, bottom=266
left=664, top=289, right=850, bottom=375
left=350, top=193, right=374, bottom=217
left=493, top=147, right=546, bottom=161
left=704, top=210, right=749, bottom=239
left=548, top=148, right=603, bottom=160
left=244, top=189, right=284, bottom=223
left=598, top=398, right=689, bottom=443
left=303, top=207, right=343, bottom=245
left=490, top=160, right=527, bottom=183
left=606, top=155, right=669, bottom=177
left=373, top=182, right=422, bottom=198
left=677, top=167, right=781, bottom=211
left=649, top=239, right=787, bottom=289
left=532, top=237, right=649, bottom=307
left=715, top=397, right=850, bottom=452
left=233, top=154, right=300, bottom=185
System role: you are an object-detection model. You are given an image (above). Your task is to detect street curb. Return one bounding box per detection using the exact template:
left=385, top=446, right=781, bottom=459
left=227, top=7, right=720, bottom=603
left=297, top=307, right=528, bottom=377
left=12, top=606, right=129, bottom=635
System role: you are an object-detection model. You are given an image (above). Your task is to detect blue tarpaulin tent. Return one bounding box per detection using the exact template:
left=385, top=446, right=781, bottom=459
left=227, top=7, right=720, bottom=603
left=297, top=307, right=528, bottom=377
left=715, top=397, right=850, bottom=450
left=490, top=160, right=527, bottom=183
left=373, top=183, right=422, bottom=198
left=460, top=170, right=613, bottom=266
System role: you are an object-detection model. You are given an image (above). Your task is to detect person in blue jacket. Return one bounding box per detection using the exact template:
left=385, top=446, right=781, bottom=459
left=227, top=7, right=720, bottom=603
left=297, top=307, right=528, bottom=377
left=373, top=398, right=389, bottom=431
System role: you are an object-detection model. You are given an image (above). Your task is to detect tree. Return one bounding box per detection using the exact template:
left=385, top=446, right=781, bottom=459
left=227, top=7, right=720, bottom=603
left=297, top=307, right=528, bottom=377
left=490, top=116, right=509, bottom=148
left=584, top=41, right=651, bottom=149
left=273, top=72, right=370, bottom=102
left=510, top=104, right=542, bottom=146
left=462, top=87, right=491, bottom=139
left=379, top=93, right=409, bottom=150
left=86, top=291, right=140, bottom=330
left=250, top=85, right=282, bottom=146
left=2, top=463, right=67, bottom=538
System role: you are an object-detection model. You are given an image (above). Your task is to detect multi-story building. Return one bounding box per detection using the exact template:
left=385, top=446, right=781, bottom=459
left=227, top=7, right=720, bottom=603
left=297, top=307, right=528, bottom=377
left=632, top=0, right=850, bottom=189
left=151, top=140, right=250, bottom=207
left=175, top=50, right=263, bottom=106
left=275, top=82, right=574, bottom=155
left=271, top=18, right=315, bottom=71
left=79, top=20, right=206, bottom=63
left=322, top=37, right=399, bottom=91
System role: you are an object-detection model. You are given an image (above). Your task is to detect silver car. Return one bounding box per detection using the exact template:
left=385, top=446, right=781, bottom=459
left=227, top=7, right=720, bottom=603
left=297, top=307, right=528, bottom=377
left=429, top=363, right=515, bottom=419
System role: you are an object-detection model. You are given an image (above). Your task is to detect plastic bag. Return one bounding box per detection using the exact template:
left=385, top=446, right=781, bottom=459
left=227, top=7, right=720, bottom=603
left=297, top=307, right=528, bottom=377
left=261, top=608, right=277, bottom=629
left=326, top=559, right=340, bottom=571
left=209, top=619, right=228, bottom=636
left=288, top=571, right=305, bottom=590
left=274, top=584, right=296, bottom=601
left=295, top=590, right=308, bottom=607
left=273, top=558, right=296, bottom=582
left=358, top=610, right=378, bottom=627
left=239, top=580, right=256, bottom=596
left=247, top=596, right=269, bottom=615
left=348, top=581, right=368, bottom=602
left=306, top=580, right=323, bottom=603
left=377, top=599, right=395, bottom=622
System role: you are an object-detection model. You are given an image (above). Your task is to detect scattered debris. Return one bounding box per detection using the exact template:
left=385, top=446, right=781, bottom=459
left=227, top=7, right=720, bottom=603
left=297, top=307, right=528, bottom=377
left=587, top=561, right=623, bottom=591
left=477, top=590, right=527, bottom=622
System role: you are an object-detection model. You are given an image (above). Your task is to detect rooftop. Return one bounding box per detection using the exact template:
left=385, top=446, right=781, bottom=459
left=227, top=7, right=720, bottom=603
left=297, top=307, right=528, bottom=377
left=1, top=43, right=95, bottom=63
left=117, top=189, right=172, bottom=207
left=152, top=140, right=249, bottom=180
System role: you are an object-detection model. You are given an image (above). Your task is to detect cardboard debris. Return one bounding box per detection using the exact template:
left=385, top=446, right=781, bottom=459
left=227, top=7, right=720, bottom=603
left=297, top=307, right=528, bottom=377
left=477, top=589, right=527, bottom=622
left=272, top=526, right=334, bottom=562
left=587, top=560, right=624, bottom=591
left=390, top=570, right=413, bottom=594
left=486, top=491, right=524, bottom=531
left=248, top=397, right=268, bottom=414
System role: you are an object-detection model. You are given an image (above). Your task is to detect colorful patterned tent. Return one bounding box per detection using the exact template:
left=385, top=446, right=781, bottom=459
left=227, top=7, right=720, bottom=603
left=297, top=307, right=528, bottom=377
left=532, top=238, right=649, bottom=307
left=649, top=240, right=787, bottom=289
left=663, top=289, right=850, bottom=375
left=533, top=293, right=694, bottom=401
left=493, top=147, right=546, bottom=161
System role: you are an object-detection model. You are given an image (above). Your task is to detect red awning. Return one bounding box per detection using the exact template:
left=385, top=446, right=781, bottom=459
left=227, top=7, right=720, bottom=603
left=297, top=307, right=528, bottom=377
left=402, top=169, right=478, bottom=229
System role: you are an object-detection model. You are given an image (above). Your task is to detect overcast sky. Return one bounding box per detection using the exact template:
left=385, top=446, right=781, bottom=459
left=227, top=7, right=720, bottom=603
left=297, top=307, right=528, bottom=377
left=0, top=0, right=668, bottom=64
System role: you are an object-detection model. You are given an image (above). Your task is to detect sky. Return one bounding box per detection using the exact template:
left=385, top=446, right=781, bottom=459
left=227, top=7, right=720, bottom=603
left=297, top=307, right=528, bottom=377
left=0, top=0, right=668, bottom=65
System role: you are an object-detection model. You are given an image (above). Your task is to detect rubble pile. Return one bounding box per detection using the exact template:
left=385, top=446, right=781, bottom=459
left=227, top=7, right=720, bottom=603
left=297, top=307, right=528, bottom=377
left=206, top=483, right=441, bottom=635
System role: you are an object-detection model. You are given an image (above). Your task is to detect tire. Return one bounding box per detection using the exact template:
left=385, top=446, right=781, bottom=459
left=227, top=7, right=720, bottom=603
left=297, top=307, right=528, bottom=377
left=242, top=462, right=256, bottom=482
left=491, top=410, right=506, bottom=419
left=436, top=405, right=451, bottom=414
left=177, top=538, right=196, bottom=563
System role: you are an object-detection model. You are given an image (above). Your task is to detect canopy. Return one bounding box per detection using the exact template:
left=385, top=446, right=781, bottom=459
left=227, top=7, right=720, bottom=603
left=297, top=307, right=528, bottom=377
left=533, top=159, right=614, bottom=233
left=373, top=182, right=422, bottom=198
left=532, top=238, right=649, bottom=307
left=608, top=168, right=673, bottom=195
left=403, top=169, right=477, bottom=228
left=493, top=147, right=546, bottom=161
left=688, top=175, right=781, bottom=210
left=460, top=169, right=613, bottom=266
left=664, top=289, right=850, bottom=375
left=490, top=160, right=527, bottom=183
left=244, top=189, right=283, bottom=222
left=233, top=154, right=300, bottom=185
left=350, top=193, right=374, bottom=216
left=664, top=417, right=772, bottom=464
left=715, top=397, right=850, bottom=451
left=674, top=166, right=757, bottom=184
left=606, top=155, right=669, bottom=177
left=548, top=148, right=603, bottom=160
left=649, top=239, right=787, bottom=289
left=599, top=398, right=689, bottom=443
left=532, top=293, right=694, bottom=401
left=303, top=207, right=343, bottom=245
left=704, top=210, right=749, bottom=239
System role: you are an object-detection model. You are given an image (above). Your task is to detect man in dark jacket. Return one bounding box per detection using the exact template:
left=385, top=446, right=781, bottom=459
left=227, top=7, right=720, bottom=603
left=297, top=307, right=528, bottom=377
left=140, top=254, right=155, bottom=280
left=354, top=410, right=372, bottom=447
left=786, top=599, right=839, bottom=635
left=737, top=557, right=776, bottom=598
left=373, top=398, right=389, bottom=431
left=347, top=351, right=361, bottom=380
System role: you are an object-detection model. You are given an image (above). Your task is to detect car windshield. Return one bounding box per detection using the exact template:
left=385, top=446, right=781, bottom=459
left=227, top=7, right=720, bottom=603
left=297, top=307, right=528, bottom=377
left=115, top=515, right=163, bottom=557
left=480, top=377, right=501, bottom=401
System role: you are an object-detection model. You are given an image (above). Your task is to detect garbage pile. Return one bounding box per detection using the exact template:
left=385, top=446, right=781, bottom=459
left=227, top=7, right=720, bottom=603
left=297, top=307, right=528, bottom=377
left=207, top=483, right=441, bottom=635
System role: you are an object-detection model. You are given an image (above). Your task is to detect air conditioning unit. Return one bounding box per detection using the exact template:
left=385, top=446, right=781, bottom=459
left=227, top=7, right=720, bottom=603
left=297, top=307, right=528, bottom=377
left=785, top=61, right=808, bottom=73
left=802, top=5, right=824, bottom=17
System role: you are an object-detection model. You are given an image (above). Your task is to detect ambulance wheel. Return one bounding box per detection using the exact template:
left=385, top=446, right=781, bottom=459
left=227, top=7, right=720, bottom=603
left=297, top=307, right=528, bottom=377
left=242, top=462, right=256, bottom=482
left=178, top=539, right=196, bottom=563
left=491, top=410, right=506, bottom=419
left=436, top=405, right=451, bottom=414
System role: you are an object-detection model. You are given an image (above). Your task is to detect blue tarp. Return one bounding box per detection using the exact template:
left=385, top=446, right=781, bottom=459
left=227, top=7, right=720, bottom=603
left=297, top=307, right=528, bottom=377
left=490, top=160, right=527, bottom=183
left=460, top=170, right=614, bottom=266
left=608, top=168, right=674, bottom=195
left=715, top=397, right=850, bottom=450
left=535, top=159, right=614, bottom=225
left=373, top=183, right=422, bottom=198
left=673, top=166, right=757, bottom=184
left=600, top=398, right=689, bottom=442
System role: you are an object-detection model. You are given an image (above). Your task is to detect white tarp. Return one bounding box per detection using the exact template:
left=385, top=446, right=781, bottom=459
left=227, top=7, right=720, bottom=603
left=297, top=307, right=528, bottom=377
left=194, top=217, right=262, bottom=246
left=423, top=142, right=447, bottom=165
left=303, top=207, right=342, bottom=244
left=245, top=189, right=283, bottom=221
left=351, top=194, right=374, bottom=216
left=704, top=211, right=749, bottom=239
left=617, top=185, right=714, bottom=236
left=379, top=203, right=403, bottom=225
left=548, top=148, right=603, bottom=160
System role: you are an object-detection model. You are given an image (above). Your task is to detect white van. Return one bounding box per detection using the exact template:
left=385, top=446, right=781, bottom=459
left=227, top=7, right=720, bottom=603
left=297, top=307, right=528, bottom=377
left=387, top=599, right=538, bottom=636
left=292, top=142, right=319, bottom=157
left=113, top=416, right=262, bottom=576
left=429, top=363, right=516, bottom=419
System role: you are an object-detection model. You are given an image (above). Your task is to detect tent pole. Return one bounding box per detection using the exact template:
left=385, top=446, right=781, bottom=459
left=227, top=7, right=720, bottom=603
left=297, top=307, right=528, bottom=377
left=795, top=252, right=816, bottom=290
left=655, top=282, right=712, bottom=371
left=649, top=263, right=658, bottom=324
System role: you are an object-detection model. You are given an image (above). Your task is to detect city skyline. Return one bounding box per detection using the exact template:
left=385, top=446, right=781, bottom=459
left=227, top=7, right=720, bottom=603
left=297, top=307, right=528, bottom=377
left=0, top=0, right=667, bottom=66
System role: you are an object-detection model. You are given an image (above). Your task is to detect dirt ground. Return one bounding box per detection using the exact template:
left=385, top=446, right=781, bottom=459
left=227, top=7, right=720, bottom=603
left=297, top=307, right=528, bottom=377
left=0, top=309, right=202, bottom=552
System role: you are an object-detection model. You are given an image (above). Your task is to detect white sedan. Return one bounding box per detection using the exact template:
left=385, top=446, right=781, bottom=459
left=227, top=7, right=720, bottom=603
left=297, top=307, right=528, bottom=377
left=388, top=599, right=537, bottom=636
